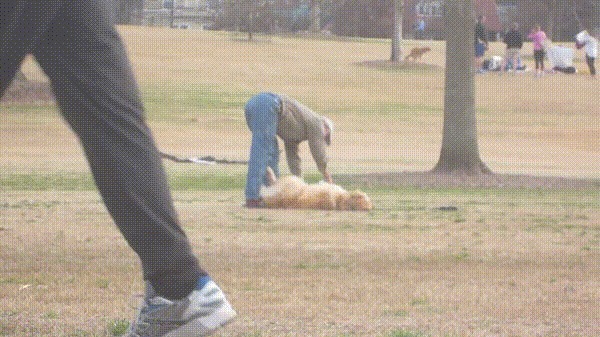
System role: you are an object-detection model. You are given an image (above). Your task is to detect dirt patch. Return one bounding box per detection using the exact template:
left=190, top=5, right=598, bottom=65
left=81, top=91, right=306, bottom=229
left=339, top=171, right=600, bottom=190
left=1, top=81, right=54, bottom=104
left=356, top=59, right=442, bottom=72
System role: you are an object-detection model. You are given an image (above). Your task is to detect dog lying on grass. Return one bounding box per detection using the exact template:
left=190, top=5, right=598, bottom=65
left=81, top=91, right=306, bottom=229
left=260, top=167, right=373, bottom=211
left=404, top=46, right=431, bottom=61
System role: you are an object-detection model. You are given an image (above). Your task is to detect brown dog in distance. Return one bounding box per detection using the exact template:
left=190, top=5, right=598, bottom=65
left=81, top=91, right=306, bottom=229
left=404, top=46, right=431, bottom=61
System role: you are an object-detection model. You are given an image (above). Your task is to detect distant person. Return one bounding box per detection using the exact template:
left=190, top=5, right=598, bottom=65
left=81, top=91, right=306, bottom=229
left=244, top=93, right=333, bottom=208
left=0, top=2, right=236, bottom=336
left=500, top=22, right=524, bottom=73
left=474, top=15, right=489, bottom=73
left=416, top=19, right=426, bottom=39
left=575, top=30, right=598, bottom=77
left=528, top=25, right=547, bottom=77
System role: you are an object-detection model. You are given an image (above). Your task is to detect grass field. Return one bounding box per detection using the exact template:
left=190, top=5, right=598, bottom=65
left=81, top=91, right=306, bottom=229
left=1, top=27, right=599, bottom=337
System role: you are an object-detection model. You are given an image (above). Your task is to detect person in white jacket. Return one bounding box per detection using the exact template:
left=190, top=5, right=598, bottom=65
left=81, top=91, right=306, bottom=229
left=576, top=30, right=598, bottom=77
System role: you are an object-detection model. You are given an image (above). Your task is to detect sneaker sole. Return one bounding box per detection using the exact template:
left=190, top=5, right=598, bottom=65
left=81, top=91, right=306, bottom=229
left=164, top=302, right=237, bottom=337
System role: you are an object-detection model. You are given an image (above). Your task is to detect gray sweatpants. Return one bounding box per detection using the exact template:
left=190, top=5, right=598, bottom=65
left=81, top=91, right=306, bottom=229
left=0, top=0, right=204, bottom=299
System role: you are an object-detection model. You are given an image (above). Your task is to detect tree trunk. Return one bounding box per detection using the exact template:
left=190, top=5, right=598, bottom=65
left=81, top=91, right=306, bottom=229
left=432, top=0, right=490, bottom=175
left=170, top=0, right=176, bottom=28
left=309, top=0, right=321, bottom=32
left=248, top=11, right=254, bottom=41
left=546, top=0, right=556, bottom=40
left=390, top=0, right=403, bottom=62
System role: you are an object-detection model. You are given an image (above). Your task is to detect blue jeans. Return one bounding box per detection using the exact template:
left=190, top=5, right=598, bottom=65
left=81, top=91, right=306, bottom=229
left=475, top=42, right=486, bottom=58
left=245, top=93, right=281, bottom=200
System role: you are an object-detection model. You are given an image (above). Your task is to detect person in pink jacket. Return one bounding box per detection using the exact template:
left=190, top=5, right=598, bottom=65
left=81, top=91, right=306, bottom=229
left=528, top=25, right=547, bottom=77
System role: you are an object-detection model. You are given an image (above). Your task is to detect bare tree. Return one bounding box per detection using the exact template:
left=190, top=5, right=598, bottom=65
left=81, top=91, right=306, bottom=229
left=228, top=0, right=264, bottom=40
left=114, top=0, right=144, bottom=25
left=309, top=0, right=322, bottom=32
left=517, top=0, right=588, bottom=41
left=170, top=0, right=176, bottom=28
left=433, top=0, right=490, bottom=175
left=390, top=0, right=404, bottom=62
left=573, top=0, right=600, bottom=32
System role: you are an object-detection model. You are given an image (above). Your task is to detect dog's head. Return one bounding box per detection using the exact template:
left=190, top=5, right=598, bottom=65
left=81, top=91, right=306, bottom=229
left=338, top=190, right=373, bottom=211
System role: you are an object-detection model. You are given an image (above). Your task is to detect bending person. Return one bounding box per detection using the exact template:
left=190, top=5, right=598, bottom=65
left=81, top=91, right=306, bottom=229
left=244, top=93, right=334, bottom=208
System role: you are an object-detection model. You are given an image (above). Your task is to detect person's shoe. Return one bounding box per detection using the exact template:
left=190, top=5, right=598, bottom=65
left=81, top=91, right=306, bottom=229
left=245, top=199, right=264, bottom=208
left=128, top=277, right=236, bottom=337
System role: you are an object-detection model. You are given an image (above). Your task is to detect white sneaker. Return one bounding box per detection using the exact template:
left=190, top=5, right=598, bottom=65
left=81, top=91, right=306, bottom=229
left=128, top=277, right=236, bottom=337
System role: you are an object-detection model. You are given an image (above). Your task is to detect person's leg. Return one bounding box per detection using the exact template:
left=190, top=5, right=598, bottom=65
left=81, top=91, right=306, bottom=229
left=31, top=0, right=204, bottom=300
left=0, top=1, right=63, bottom=95
left=500, top=49, right=508, bottom=72
left=244, top=93, right=280, bottom=201
left=475, top=43, right=486, bottom=72
left=534, top=50, right=543, bottom=75
left=266, top=138, right=280, bottom=183
left=510, top=50, right=519, bottom=72
left=587, top=55, right=596, bottom=76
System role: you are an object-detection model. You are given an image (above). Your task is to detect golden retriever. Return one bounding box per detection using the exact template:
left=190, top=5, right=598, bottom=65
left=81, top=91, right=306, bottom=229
left=404, top=46, right=431, bottom=61
left=259, top=167, right=373, bottom=211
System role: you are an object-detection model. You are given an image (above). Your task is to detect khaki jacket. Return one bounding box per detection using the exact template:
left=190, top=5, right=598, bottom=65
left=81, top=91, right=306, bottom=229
left=276, top=94, right=328, bottom=176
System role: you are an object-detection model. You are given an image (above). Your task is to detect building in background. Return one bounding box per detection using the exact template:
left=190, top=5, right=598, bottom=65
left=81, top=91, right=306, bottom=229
left=140, top=0, right=216, bottom=28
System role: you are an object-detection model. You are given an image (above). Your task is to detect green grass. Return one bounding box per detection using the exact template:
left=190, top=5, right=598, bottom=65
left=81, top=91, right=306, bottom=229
left=0, top=104, right=55, bottom=114
left=382, top=309, right=410, bottom=317
left=107, top=319, right=129, bottom=336
left=0, top=171, right=325, bottom=191
left=386, top=329, right=430, bottom=337
left=41, top=311, right=59, bottom=319
left=330, top=101, right=442, bottom=117
left=168, top=171, right=246, bottom=191
left=292, top=262, right=346, bottom=270
left=0, top=173, right=95, bottom=191
left=141, top=84, right=250, bottom=121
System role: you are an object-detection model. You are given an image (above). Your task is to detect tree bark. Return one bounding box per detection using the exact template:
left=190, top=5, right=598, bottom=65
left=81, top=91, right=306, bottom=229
left=390, top=0, right=403, bottom=62
left=432, top=0, right=491, bottom=175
